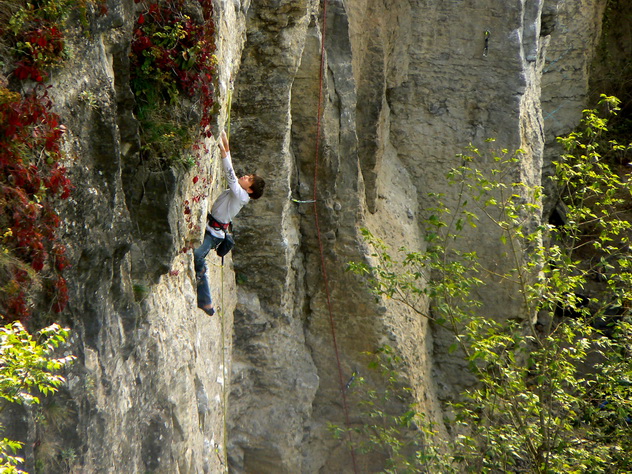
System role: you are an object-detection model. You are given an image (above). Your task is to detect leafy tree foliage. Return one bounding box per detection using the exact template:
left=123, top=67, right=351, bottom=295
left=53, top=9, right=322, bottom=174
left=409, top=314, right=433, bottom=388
left=0, top=321, right=74, bottom=473
left=348, top=96, right=632, bottom=473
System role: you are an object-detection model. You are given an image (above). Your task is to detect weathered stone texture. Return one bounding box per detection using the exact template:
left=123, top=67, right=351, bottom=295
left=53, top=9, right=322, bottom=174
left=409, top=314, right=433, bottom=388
left=9, top=1, right=248, bottom=472
left=5, top=0, right=617, bottom=472
left=542, top=0, right=608, bottom=144
left=228, top=0, right=613, bottom=472
left=540, top=0, right=608, bottom=211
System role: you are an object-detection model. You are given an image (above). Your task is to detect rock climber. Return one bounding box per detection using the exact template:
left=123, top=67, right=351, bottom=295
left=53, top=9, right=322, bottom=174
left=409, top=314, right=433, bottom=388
left=194, top=130, right=265, bottom=316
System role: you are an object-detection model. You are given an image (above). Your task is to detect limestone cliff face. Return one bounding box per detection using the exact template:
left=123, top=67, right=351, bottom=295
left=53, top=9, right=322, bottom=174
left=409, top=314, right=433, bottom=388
left=11, top=1, right=247, bottom=472
left=229, top=0, right=615, bottom=471
left=6, top=0, right=616, bottom=472
left=227, top=0, right=610, bottom=472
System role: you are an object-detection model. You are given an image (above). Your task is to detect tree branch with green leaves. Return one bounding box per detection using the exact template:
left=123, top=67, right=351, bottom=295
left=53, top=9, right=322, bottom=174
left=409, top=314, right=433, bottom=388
left=346, top=95, right=632, bottom=473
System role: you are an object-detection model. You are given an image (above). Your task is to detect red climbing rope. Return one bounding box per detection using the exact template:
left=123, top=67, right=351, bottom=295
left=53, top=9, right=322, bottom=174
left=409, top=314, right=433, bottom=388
left=312, top=1, right=359, bottom=472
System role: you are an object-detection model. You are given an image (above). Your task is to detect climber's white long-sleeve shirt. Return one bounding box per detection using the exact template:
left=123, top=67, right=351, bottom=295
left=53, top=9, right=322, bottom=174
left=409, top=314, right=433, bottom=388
left=206, top=152, right=250, bottom=238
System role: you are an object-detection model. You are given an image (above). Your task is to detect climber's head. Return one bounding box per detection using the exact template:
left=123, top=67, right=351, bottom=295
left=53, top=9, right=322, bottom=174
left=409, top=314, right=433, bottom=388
left=239, top=174, right=266, bottom=200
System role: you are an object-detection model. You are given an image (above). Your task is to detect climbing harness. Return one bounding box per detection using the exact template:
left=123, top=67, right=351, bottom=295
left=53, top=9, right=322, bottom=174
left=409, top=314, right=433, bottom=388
left=208, top=214, right=231, bottom=231
left=312, top=1, right=359, bottom=471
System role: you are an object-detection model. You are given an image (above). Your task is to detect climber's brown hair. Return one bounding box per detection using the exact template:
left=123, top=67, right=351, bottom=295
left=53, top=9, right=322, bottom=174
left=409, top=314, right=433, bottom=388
left=249, top=175, right=265, bottom=200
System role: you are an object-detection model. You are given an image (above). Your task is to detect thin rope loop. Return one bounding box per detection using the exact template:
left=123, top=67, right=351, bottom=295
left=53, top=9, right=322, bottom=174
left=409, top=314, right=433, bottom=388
left=312, top=1, right=359, bottom=471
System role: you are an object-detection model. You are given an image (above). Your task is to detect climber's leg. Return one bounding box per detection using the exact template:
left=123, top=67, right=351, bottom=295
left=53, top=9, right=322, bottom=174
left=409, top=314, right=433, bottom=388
left=193, top=231, right=222, bottom=314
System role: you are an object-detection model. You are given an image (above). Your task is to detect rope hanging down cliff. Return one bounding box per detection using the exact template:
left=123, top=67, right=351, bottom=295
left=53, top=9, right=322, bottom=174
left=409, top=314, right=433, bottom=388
left=311, top=1, right=359, bottom=471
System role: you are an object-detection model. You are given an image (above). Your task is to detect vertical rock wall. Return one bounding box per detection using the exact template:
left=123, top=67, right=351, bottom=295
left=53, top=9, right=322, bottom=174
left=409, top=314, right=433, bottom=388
left=225, top=2, right=322, bottom=472
left=228, top=0, right=613, bottom=472
left=6, top=0, right=614, bottom=472
left=540, top=0, right=608, bottom=207
left=10, top=1, right=249, bottom=472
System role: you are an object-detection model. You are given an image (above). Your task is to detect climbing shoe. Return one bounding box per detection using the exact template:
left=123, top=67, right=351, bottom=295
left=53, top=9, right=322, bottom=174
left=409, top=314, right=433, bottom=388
left=200, top=305, right=215, bottom=316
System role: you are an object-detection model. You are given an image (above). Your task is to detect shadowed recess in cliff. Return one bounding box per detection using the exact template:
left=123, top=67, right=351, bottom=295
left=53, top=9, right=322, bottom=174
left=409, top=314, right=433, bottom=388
left=110, top=34, right=178, bottom=283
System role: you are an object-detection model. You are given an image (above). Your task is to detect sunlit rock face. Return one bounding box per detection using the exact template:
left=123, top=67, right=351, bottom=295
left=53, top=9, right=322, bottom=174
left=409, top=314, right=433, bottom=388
left=4, top=0, right=613, bottom=472
left=7, top=1, right=248, bottom=472
left=228, top=0, right=610, bottom=472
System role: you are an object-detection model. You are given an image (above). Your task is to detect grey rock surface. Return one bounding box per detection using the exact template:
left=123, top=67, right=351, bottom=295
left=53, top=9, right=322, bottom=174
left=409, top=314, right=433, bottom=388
left=4, top=0, right=616, bottom=472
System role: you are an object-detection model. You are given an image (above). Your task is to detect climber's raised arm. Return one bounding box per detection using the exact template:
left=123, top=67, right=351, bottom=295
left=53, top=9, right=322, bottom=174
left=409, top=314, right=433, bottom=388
left=217, top=130, right=248, bottom=201
left=218, top=129, right=230, bottom=158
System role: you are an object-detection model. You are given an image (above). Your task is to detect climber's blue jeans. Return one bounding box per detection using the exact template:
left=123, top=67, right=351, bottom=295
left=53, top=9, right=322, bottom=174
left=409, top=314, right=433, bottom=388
left=194, top=231, right=224, bottom=308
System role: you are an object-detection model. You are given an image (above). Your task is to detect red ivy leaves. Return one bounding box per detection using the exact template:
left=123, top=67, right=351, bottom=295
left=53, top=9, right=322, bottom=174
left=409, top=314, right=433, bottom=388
left=50, top=276, right=68, bottom=313
left=1, top=87, right=73, bottom=321
left=130, top=0, right=217, bottom=137
left=11, top=23, right=66, bottom=83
